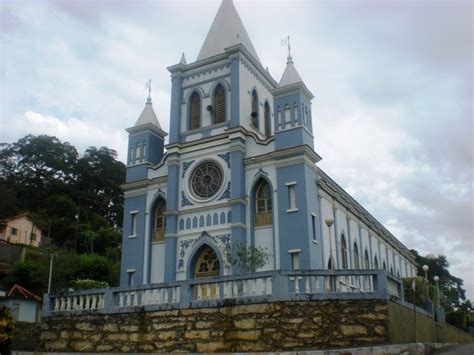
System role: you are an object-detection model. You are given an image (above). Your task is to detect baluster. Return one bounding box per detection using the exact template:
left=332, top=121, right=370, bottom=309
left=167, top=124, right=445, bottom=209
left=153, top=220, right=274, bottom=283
left=242, top=280, right=248, bottom=297
left=176, top=287, right=181, bottom=302
left=163, top=289, right=168, bottom=303
left=305, top=276, right=310, bottom=293
left=223, top=282, right=229, bottom=298
left=197, top=285, right=202, bottom=301
left=215, top=283, right=220, bottom=299
left=233, top=281, right=238, bottom=297
left=294, top=277, right=300, bottom=293
left=170, top=288, right=176, bottom=303
left=206, top=284, right=211, bottom=299
left=118, top=292, right=124, bottom=307
left=85, top=295, right=90, bottom=310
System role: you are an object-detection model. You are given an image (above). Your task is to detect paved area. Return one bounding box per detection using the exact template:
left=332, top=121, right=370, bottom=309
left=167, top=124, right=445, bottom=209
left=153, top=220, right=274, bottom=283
left=433, top=342, right=474, bottom=354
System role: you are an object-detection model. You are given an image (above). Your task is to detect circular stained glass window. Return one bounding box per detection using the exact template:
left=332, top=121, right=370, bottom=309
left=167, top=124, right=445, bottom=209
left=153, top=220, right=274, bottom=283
left=191, top=162, right=223, bottom=199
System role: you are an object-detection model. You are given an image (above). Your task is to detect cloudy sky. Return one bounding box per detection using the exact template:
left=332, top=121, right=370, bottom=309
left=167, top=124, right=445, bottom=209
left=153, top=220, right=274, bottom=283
left=1, top=0, right=472, bottom=298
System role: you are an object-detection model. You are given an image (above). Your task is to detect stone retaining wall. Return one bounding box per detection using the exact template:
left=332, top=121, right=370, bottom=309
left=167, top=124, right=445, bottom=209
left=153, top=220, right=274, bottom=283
left=40, top=300, right=389, bottom=353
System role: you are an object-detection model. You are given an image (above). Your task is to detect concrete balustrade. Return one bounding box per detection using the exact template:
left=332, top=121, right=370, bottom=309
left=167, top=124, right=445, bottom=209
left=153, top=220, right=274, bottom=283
left=43, top=269, right=402, bottom=317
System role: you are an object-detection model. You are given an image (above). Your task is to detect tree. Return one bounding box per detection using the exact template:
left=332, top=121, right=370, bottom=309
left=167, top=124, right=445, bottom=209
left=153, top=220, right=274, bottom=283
left=410, top=250, right=467, bottom=311
left=226, top=242, right=269, bottom=273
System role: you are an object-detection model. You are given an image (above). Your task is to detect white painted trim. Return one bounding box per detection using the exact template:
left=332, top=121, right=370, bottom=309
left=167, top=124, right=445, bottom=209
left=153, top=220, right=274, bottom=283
left=286, top=208, right=299, bottom=213
left=126, top=269, right=136, bottom=273
left=285, top=181, right=297, bottom=186
left=128, top=235, right=137, bottom=239
left=288, top=248, right=301, bottom=254
left=129, top=210, right=138, bottom=214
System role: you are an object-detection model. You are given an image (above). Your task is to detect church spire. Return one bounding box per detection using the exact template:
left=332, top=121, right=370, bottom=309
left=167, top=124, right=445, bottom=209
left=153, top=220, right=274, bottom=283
left=133, top=80, right=162, bottom=129
left=196, top=0, right=260, bottom=63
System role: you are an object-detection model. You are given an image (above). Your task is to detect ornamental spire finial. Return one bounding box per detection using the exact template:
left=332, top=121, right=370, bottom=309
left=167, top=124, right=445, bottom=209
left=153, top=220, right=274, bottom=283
left=281, top=35, right=293, bottom=64
left=145, top=79, right=152, bottom=103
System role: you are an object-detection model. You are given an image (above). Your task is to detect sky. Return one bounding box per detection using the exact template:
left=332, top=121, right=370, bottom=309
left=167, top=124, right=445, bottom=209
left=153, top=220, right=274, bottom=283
left=1, top=0, right=472, bottom=299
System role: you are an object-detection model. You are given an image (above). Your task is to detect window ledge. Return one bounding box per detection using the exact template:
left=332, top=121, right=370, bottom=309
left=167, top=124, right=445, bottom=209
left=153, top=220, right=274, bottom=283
left=286, top=208, right=298, bottom=213
left=128, top=235, right=137, bottom=239
left=254, top=225, right=272, bottom=230
left=152, top=240, right=165, bottom=245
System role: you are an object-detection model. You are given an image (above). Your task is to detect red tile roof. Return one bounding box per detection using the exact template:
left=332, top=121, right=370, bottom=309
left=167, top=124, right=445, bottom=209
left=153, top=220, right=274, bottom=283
left=7, top=284, right=42, bottom=302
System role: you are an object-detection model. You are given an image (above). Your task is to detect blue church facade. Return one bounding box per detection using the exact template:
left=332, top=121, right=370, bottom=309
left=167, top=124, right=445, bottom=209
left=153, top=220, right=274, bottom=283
left=119, top=0, right=417, bottom=291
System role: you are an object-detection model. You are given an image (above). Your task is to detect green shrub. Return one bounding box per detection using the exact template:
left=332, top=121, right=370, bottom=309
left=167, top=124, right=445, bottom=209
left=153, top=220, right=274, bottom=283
left=402, top=276, right=429, bottom=307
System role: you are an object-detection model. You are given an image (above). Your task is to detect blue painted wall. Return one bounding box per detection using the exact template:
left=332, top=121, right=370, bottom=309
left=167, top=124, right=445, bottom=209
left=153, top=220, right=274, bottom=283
left=119, top=194, right=147, bottom=287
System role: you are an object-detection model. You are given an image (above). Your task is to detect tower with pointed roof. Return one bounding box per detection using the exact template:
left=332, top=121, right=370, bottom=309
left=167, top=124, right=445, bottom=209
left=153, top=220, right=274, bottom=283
left=119, top=0, right=417, bottom=288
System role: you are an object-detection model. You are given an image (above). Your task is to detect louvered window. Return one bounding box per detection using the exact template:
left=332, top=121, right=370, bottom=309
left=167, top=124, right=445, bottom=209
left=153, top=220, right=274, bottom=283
left=214, top=84, right=225, bottom=123
left=264, top=102, right=271, bottom=137
left=189, top=91, right=201, bottom=130
left=251, top=90, right=259, bottom=128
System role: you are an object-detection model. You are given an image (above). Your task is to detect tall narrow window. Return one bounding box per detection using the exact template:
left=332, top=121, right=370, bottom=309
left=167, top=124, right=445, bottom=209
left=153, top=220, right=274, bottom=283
left=127, top=270, right=135, bottom=287
left=353, top=242, right=360, bottom=269
left=214, top=84, right=225, bottom=124
left=251, top=89, right=259, bottom=128
left=286, top=182, right=297, bottom=211
left=340, top=235, right=348, bottom=269
left=135, top=144, right=141, bottom=164
left=374, top=256, right=379, bottom=269
left=130, top=212, right=137, bottom=236
left=264, top=101, right=271, bottom=137
left=364, top=250, right=370, bottom=269
left=189, top=91, right=201, bottom=130
left=284, top=105, right=291, bottom=126
left=311, top=214, right=317, bottom=242
left=153, top=200, right=166, bottom=242
left=255, top=180, right=272, bottom=227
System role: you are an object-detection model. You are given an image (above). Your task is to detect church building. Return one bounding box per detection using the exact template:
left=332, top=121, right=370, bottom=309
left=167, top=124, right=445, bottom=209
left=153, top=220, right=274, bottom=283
left=120, top=0, right=417, bottom=289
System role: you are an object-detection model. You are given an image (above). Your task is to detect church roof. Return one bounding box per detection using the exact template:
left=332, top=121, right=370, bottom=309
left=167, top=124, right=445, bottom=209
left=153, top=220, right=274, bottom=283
left=278, top=55, right=304, bottom=87
left=196, top=0, right=260, bottom=63
left=134, top=98, right=161, bottom=129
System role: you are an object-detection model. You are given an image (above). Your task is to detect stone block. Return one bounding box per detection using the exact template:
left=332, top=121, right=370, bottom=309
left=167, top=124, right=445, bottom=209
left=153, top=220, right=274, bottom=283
left=129, top=333, right=141, bottom=342
left=195, top=320, right=215, bottom=329
left=196, top=341, right=227, bottom=352
left=157, top=330, right=177, bottom=340
left=106, top=333, right=128, bottom=341
left=97, top=345, right=113, bottom=352
left=103, top=323, right=118, bottom=332
left=152, top=321, right=185, bottom=330
left=231, top=303, right=269, bottom=316
left=287, top=318, right=304, bottom=324
left=297, top=331, right=315, bottom=338
left=374, top=325, right=385, bottom=336
left=227, top=330, right=260, bottom=341
left=234, top=318, right=255, bottom=329
left=341, top=325, right=367, bottom=336
left=120, top=324, right=139, bottom=332
left=75, top=322, right=92, bottom=331
left=359, top=313, right=387, bottom=320
left=41, top=331, right=57, bottom=340
left=47, top=340, right=67, bottom=351
left=71, top=340, right=93, bottom=352
left=90, top=333, right=102, bottom=342
left=184, top=330, right=210, bottom=340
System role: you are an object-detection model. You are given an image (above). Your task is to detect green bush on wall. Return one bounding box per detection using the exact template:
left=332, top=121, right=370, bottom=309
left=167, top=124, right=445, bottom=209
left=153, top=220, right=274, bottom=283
left=402, top=276, right=429, bottom=308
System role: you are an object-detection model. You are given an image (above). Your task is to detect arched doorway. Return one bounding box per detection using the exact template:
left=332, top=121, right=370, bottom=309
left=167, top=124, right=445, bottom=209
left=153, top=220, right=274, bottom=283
left=192, top=245, right=221, bottom=300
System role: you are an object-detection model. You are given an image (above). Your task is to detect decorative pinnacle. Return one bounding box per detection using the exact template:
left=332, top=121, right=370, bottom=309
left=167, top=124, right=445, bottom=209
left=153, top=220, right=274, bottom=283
left=281, top=35, right=293, bottom=64
left=145, top=79, right=152, bottom=102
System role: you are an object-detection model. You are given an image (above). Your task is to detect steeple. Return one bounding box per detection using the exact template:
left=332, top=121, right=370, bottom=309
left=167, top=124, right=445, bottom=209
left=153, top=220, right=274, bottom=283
left=134, top=97, right=162, bottom=129
left=125, top=83, right=167, bottom=182
left=279, top=56, right=304, bottom=87
left=196, top=0, right=260, bottom=63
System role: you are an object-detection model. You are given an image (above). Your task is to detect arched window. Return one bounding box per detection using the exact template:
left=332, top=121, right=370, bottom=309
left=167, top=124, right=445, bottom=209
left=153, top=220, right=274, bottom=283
left=364, top=250, right=370, bottom=269
left=194, top=245, right=220, bottom=278
left=255, top=179, right=272, bottom=227
left=340, top=235, right=348, bottom=269
left=383, top=261, right=387, bottom=270
left=264, top=101, right=271, bottom=137
left=374, top=255, right=379, bottom=269
left=353, top=242, right=360, bottom=269
left=214, top=84, right=225, bottom=124
left=189, top=91, right=201, bottom=130
left=251, top=89, right=259, bottom=128
left=153, top=200, right=166, bottom=242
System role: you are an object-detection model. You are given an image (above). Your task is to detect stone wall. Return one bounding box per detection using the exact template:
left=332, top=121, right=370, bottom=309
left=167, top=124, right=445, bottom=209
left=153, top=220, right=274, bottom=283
left=40, top=300, right=389, bottom=353
left=387, top=301, right=473, bottom=344
left=12, top=322, right=42, bottom=351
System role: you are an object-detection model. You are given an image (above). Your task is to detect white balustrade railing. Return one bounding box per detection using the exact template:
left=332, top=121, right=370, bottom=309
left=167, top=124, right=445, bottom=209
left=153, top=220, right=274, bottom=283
left=193, top=276, right=272, bottom=301
left=46, top=270, right=400, bottom=315
left=288, top=272, right=376, bottom=294
left=116, top=286, right=180, bottom=307
left=53, top=292, right=105, bottom=312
